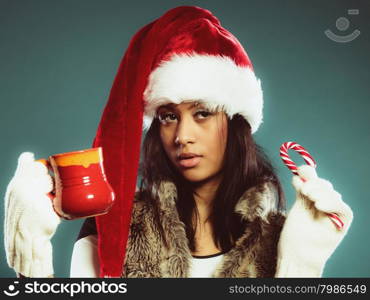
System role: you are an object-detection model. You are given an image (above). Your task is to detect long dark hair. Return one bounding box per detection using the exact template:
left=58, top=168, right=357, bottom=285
left=138, top=113, right=285, bottom=252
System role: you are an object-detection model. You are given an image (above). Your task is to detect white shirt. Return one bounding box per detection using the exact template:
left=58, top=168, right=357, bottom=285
left=189, top=253, right=224, bottom=277
left=70, top=235, right=99, bottom=277
left=70, top=234, right=225, bottom=278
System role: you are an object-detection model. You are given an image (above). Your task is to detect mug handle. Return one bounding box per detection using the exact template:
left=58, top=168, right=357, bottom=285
left=35, top=158, right=62, bottom=218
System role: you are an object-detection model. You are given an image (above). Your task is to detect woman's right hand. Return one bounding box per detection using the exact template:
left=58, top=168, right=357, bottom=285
left=4, top=152, right=61, bottom=277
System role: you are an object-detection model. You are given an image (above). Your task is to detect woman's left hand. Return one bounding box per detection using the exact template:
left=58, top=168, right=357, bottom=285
left=275, top=165, right=354, bottom=277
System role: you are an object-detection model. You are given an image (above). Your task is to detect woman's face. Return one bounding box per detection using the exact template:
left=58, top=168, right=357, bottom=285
left=158, top=101, right=228, bottom=183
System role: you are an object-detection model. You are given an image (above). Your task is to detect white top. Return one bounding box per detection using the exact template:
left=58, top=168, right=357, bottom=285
left=189, top=253, right=224, bottom=277
left=70, top=234, right=224, bottom=277
left=70, top=235, right=99, bottom=277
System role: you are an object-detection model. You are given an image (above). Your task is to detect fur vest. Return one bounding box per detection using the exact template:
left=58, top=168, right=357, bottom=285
left=122, top=181, right=286, bottom=277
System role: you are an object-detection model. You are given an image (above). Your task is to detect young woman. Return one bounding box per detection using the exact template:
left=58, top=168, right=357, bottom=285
left=4, top=6, right=353, bottom=278
left=71, top=101, right=286, bottom=278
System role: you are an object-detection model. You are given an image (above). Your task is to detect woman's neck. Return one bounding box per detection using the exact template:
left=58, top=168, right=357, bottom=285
left=190, top=173, right=223, bottom=255
left=192, top=173, right=222, bottom=224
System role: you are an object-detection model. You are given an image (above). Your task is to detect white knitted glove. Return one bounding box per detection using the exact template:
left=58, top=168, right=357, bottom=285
left=275, top=165, right=353, bottom=277
left=4, top=152, right=61, bottom=277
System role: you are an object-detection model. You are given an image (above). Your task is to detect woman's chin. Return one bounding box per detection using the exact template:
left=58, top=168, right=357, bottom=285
left=180, top=169, right=220, bottom=184
left=180, top=169, right=208, bottom=183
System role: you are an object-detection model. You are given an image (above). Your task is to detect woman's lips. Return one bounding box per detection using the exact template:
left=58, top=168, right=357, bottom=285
left=178, top=156, right=201, bottom=168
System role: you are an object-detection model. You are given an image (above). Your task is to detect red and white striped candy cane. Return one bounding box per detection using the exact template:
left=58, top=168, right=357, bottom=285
left=280, top=141, right=344, bottom=230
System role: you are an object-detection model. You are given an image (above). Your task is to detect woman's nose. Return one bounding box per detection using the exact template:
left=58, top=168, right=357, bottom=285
left=174, top=118, right=196, bottom=145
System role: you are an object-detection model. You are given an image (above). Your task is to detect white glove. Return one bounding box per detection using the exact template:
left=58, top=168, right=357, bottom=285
left=4, top=152, right=61, bottom=277
left=275, top=165, right=354, bottom=277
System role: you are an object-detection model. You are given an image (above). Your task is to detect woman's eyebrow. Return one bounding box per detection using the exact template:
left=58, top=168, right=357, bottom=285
left=159, top=102, right=203, bottom=111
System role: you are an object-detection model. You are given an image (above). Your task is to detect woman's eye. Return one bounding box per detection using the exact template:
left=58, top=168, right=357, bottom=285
left=159, top=112, right=177, bottom=123
left=158, top=110, right=213, bottom=124
left=195, top=110, right=213, bottom=119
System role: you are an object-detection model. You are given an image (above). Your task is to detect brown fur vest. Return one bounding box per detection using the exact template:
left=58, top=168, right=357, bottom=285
left=122, top=181, right=286, bottom=277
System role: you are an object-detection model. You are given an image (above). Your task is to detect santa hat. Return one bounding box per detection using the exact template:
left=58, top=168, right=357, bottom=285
left=92, top=6, right=263, bottom=277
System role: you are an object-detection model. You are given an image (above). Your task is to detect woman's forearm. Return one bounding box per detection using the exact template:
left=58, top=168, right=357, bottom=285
left=17, top=273, right=55, bottom=278
left=274, top=256, right=324, bottom=278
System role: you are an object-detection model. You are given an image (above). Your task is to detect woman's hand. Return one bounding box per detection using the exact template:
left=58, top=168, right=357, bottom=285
left=4, top=152, right=61, bottom=277
left=275, top=165, right=354, bottom=277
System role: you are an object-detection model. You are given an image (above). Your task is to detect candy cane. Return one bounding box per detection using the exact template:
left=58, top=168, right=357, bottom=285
left=280, top=142, right=344, bottom=230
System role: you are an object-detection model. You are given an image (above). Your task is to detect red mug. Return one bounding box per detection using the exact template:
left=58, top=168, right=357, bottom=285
left=37, top=147, right=115, bottom=220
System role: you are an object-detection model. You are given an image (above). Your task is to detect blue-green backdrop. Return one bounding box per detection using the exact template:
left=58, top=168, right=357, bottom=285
left=1, top=0, right=369, bottom=277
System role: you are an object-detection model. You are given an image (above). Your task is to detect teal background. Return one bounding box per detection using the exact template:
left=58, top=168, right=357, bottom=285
left=1, top=0, right=369, bottom=277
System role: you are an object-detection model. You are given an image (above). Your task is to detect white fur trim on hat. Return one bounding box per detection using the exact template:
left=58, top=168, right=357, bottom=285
left=143, top=53, right=263, bottom=133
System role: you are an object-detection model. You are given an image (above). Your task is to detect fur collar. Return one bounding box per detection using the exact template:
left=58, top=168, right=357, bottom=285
left=156, top=180, right=281, bottom=222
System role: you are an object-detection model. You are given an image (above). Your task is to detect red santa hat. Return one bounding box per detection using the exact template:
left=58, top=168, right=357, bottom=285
left=92, top=6, right=263, bottom=277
